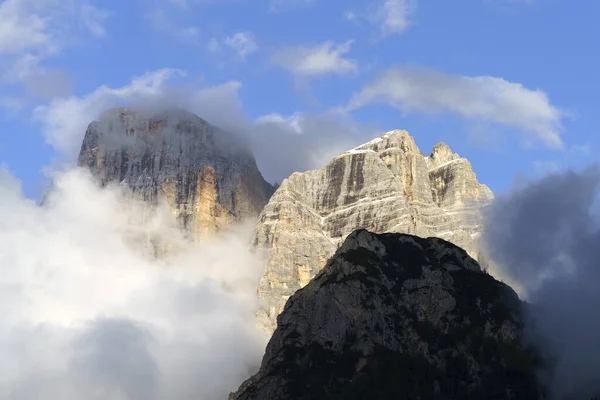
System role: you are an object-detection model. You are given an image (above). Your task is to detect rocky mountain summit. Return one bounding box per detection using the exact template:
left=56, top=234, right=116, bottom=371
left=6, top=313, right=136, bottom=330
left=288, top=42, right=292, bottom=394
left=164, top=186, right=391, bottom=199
left=231, top=230, right=544, bottom=400
left=253, top=130, right=494, bottom=333
left=78, top=107, right=274, bottom=240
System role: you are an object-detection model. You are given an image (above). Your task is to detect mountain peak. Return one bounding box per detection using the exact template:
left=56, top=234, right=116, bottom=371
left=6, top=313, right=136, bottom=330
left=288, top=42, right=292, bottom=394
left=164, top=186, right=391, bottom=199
left=99, top=106, right=201, bottom=125
left=349, top=129, right=420, bottom=155
left=78, top=107, right=274, bottom=241
left=93, top=106, right=244, bottom=149
left=382, top=128, right=412, bottom=139
left=430, top=141, right=455, bottom=162
left=252, top=129, right=494, bottom=334
left=232, top=230, right=544, bottom=400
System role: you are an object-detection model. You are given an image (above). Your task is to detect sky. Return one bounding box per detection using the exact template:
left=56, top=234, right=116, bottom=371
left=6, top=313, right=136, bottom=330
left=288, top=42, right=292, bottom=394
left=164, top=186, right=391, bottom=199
left=1, top=1, right=600, bottom=398
left=1, top=0, right=599, bottom=200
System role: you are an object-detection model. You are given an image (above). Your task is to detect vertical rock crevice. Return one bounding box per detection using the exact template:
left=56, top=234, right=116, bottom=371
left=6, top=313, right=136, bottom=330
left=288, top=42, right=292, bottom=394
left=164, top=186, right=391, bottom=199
left=252, top=129, right=493, bottom=334
left=78, top=107, right=275, bottom=240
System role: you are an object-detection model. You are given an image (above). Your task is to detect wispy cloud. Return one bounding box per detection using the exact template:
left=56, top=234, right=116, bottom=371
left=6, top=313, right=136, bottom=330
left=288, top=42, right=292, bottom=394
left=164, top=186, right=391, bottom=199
left=0, top=2, right=53, bottom=55
left=81, top=4, right=111, bottom=38
left=224, top=32, right=259, bottom=60
left=0, top=0, right=109, bottom=81
left=271, top=40, right=357, bottom=78
left=370, top=0, right=417, bottom=37
left=346, top=65, right=565, bottom=148
left=34, top=67, right=379, bottom=184
left=34, top=68, right=187, bottom=160
left=255, top=112, right=303, bottom=134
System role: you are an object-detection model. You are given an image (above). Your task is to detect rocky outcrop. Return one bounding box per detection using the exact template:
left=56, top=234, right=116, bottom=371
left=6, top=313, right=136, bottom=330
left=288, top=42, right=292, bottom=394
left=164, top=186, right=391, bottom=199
left=253, top=130, right=493, bottom=333
left=78, top=107, right=274, bottom=241
left=231, top=230, right=545, bottom=400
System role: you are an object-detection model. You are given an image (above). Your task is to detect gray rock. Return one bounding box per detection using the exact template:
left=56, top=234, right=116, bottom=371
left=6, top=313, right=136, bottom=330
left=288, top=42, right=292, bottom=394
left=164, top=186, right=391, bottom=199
left=230, top=230, right=545, bottom=400
left=78, top=107, right=274, bottom=241
left=253, top=130, right=493, bottom=334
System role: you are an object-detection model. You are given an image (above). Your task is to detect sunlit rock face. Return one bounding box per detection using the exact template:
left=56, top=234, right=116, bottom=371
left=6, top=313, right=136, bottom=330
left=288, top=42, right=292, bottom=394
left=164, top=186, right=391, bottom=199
left=252, top=130, right=494, bottom=334
left=78, top=107, right=275, bottom=241
left=231, top=230, right=544, bottom=400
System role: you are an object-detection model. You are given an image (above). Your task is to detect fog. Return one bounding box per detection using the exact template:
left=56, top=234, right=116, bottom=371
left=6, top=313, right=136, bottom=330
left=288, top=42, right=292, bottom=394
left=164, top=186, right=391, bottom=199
left=483, top=165, right=600, bottom=399
left=34, top=72, right=382, bottom=187
left=0, top=167, right=267, bottom=399
left=12, top=72, right=386, bottom=399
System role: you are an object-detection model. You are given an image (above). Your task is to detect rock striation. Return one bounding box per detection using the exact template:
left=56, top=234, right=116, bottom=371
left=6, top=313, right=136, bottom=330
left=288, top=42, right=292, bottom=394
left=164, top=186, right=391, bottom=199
left=78, top=107, right=274, bottom=241
left=231, top=230, right=545, bottom=400
left=253, top=130, right=494, bottom=333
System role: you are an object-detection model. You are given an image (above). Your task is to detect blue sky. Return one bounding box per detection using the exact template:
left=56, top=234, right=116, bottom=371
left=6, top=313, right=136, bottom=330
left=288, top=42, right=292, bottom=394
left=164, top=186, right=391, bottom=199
left=0, top=0, right=598, bottom=200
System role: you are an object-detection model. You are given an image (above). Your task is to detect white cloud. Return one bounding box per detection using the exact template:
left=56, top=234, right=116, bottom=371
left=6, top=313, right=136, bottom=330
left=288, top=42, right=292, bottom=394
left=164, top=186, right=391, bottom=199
left=34, top=67, right=379, bottom=185
left=251, top=110, right=381, bottom=181
left=271, top=40, right=357, bottom=78
left=209, top=32, right=259, bottom=61
left=0, top=0, right=53, bottom=55
left=346, top=65, right=565, bottom=148
left=224, top=32, right=259, bottom=60
left=4, top=53, right=43, bottom=82
left=255, top=112, right=303, bottom=134
left=33, top=69, right=248, bottom=167
left=0, top=166, right=267, bottom=399
left=81, top=4, right=110, bottom=38
left=0, top=0, right=109, bottom=80
left=1, top=67, right=385, bottom=396
left=34, top=68, right=187, bottom=160
left=370, top=0, right=417, bottom=37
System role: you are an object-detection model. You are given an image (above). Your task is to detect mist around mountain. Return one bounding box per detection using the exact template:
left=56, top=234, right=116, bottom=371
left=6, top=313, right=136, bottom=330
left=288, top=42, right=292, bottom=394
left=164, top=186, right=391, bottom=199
left=1, top=107, right=599, bottom=399
left=77, top=107, right=275, bottom=240
left=483, top=166, right=600, bottom=399
left=0, top=167, right=268, bottom=400
left=231, top=230, right=545, bottom=400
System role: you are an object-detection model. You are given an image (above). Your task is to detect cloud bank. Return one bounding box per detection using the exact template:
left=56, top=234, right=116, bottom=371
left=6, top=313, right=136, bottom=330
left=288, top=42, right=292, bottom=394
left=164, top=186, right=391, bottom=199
left=0, top=167, right=267, bottom=399
left=483, top=166, right=600, bottom=399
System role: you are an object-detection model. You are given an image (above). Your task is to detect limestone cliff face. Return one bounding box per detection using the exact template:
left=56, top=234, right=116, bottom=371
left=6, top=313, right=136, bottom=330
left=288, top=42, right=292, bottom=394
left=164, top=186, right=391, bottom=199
left=231, top=230, right=544, bottom=400
left=253, top=130, right=493, bottom=333
left=78, top=107, right=274, bottom=240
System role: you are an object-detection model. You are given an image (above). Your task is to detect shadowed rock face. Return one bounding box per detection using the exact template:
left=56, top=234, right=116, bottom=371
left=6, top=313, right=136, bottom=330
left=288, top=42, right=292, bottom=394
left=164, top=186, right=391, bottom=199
left=253, top=130, right=494, bottom=333
left=231, top=230, right=545, bottom=400
left=78, top=107, right=274, bottom=240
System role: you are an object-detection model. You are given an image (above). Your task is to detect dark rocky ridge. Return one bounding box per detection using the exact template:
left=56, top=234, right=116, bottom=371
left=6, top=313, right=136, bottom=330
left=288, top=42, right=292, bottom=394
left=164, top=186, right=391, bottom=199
left=231, top=230, right=545, bottom=400
left=253, top=130, right=494, bottom=334
left=78, top=107, right=274, bottom=239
